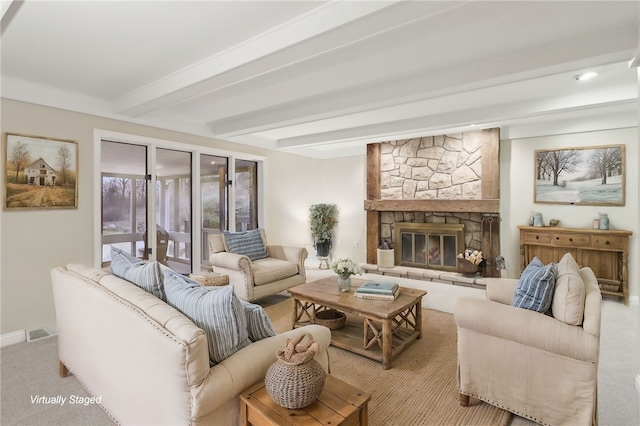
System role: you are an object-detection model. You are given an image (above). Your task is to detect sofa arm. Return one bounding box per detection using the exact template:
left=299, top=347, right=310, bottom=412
left=485, top=277, right=518, bottom=304
left=190, top=325, right=331, bottom=417
left=210, top=251, right=251, bottom=271
left=454, top=298, right=598, bottom=362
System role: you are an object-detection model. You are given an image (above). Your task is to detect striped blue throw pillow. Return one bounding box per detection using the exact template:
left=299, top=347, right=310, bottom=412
left=223, top=229, right=268, bottom=261
left=512, top=257, right=557, bottom=313
left=240, top=300, right=276, bottom=341
left=163, top=270, right=251, bottom=364
left=110, top=246, right=165, bottom=301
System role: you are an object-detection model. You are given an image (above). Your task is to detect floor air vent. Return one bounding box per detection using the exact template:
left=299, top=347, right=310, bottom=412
left=27, top=325, right=58, bottom=342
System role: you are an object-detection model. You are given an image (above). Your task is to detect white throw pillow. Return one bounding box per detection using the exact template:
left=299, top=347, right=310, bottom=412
left=552, top=252, right=586, bottom=325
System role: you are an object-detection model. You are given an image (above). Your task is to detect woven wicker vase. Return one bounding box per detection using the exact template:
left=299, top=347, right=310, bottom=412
left=265, top=333, right=326, bottom=409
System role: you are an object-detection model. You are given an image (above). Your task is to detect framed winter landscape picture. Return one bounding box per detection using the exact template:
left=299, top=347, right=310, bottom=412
left=4, top=133, right=78, bottom=209
left=534, top=144, right=625, bottom=206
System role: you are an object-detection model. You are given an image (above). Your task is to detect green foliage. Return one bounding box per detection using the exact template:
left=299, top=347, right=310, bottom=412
left=309, top=203, right=338, bottom=243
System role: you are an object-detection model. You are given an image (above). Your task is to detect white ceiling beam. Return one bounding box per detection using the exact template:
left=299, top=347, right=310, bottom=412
left=209, top=28, right=637, bottom=138
left=275, top=88, right=638, bottom=149
left=113, top=0, right=405, bottom=117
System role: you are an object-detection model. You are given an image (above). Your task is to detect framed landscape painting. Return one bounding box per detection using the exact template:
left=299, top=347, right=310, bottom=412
left=4, top=133, right=78, bottom=209
left=534, top=144, right=625, bottom=206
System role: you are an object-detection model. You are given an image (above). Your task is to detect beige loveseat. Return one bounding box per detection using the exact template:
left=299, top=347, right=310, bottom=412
left=208, top=229, right=307, bottom=302
left=455, top=253, right=601, bottom=426
left=51, top=264, right=330, bottom=425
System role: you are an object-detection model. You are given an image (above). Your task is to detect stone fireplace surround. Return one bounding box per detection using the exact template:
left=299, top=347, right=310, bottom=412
left=364, top=129, right=501, bottom=279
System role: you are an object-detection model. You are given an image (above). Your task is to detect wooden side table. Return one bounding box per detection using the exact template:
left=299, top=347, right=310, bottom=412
left=240, top=374, right=370, bottom=426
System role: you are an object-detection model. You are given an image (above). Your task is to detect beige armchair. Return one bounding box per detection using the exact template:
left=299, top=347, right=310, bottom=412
left=208, top=229, right=308, bottom=302
left=454, top=257, right=601, bottom=426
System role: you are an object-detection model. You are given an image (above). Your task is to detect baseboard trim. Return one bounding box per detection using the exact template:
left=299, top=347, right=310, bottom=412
left=1, top=330, right=26, bottom=347
left=636, top=374, right=640, bottom=398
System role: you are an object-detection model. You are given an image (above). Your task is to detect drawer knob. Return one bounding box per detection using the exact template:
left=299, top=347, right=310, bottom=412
left=569, top=238, right=573, bottom=242
left=555, top=236, right=559, bottom=240
left=605, top=240, right=610, bottom=245
left=536, top=235, right=540, bottom=240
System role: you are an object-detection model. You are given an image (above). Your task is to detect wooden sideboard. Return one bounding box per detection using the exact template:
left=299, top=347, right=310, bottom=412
left=518, top=226, right=632, bottom=305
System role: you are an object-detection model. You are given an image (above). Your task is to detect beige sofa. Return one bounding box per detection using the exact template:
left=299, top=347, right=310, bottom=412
left=51, top=264, right=330, bottom=426
left=208, top=230, right=307, bottom=302
left=455, top=255, right=601, bottom=426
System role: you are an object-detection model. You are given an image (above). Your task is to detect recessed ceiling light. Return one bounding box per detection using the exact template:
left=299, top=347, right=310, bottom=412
left=574, top=72, right=598, bottom=81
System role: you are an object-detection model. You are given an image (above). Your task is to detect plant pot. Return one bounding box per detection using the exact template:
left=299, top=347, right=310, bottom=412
left=315, top=240, right=331, bottom=257
left=377, top=249, right=395, bottom=268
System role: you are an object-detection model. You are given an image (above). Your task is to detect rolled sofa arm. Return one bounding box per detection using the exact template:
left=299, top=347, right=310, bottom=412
left=210, top=252, right=251, bottom=271
left=209, top=252, right=254, bottom=300
left=454, top=298, right=598, bottom=362
left=485, top=277, right=518, bottom=304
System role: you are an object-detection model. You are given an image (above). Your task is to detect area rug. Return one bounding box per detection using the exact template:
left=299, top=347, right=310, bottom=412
left=264, top=299, right=511, bottom=426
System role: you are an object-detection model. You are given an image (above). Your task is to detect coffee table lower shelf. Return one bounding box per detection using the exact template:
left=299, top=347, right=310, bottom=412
left=240, top=374, right=370, bottom=426
left=296, top=313, right=420, bottom=366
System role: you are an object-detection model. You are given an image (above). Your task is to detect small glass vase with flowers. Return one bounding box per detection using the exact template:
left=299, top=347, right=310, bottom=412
left=331, top=258, right=363, bottom=292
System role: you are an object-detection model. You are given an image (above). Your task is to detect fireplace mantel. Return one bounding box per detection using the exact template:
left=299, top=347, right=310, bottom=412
left=364, top=199, right=499, bottom=213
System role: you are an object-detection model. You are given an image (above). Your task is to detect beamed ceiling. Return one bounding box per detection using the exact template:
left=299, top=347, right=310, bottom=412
left=1, top=1, right=638, bottom=159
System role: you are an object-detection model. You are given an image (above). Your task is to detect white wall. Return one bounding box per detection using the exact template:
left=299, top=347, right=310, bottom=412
left=501, top=127, right=639, bottom=300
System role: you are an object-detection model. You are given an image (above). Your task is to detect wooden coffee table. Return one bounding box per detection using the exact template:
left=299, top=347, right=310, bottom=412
left=240, top=374, right=370, bottom=426
left=288, top=277, right=427, bottom=369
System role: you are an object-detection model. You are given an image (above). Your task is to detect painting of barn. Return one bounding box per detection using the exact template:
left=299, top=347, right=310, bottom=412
left=4, top=133, right=78, bottom=209
left=24, top=158, right=57, bottom=186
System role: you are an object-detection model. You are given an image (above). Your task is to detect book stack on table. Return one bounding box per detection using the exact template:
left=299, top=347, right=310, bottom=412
left=354, top=282, right=400, bottom=300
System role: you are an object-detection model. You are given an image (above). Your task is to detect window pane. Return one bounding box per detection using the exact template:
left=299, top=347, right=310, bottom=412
left=100, top=141, right=147, bottom=264
left=201, top=154, right=228, bottom=264
left=235, top=159, right=258, bottom=231
left=157, top=148, right=192, bottom=274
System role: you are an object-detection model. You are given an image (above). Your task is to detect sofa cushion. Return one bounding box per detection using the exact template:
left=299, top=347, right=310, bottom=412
left=251, top=258, right=299, bottom=286
left=552, top=252, right=586, bottom=325
left=163, top=270, right=250, bottom=364
left=512, top=257, right=556, bottom=313
left=240, top=300, right=277, bottom=341
left=223, top=229, right=268, bottom=261
left=110, top=246, right=165, bottom=301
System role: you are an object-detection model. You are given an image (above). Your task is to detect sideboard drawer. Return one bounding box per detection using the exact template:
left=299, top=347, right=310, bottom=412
left=552, top=234, right=591, bottom=246
left=592, top=236, right=626, bottom=250
left=522, top=232, right=552, bottom=244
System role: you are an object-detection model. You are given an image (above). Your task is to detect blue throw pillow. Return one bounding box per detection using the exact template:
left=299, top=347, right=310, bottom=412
left=163, top=270, right=251, bottom=365
left=223, top=229, right=268, bottom=261
left=512, top=257, right=556, bottom=313
left=240, top=300, right=277, bottom=341
left=110, top=246, right=165, bottom=301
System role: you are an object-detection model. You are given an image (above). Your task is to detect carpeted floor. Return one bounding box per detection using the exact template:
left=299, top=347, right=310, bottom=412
left=264, top=297, right=511, bottom=426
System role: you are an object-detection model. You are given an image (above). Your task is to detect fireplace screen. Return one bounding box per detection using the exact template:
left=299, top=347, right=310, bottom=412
left=395, top=223, right=464, bottom=271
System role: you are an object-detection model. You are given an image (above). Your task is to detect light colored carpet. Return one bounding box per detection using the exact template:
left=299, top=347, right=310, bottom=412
left=264, top=298, right=512, bottom=426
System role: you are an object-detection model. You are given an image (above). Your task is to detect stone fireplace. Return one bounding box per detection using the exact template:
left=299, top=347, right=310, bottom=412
left=365, top=128, right=501, bottom=277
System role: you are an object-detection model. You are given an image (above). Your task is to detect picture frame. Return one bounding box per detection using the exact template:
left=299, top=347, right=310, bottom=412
left=4, top=133, right=78, bottom=209
left=534, top=144, right=625, bottom=206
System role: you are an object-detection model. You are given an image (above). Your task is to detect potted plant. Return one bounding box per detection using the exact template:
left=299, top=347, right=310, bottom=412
left=309, top=203, right=338, bottom=257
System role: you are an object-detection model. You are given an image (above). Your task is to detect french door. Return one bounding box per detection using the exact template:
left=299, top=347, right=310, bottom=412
left=101, top=141, right=193, bottom=274
left=98, top=132, right=262, bottom=273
